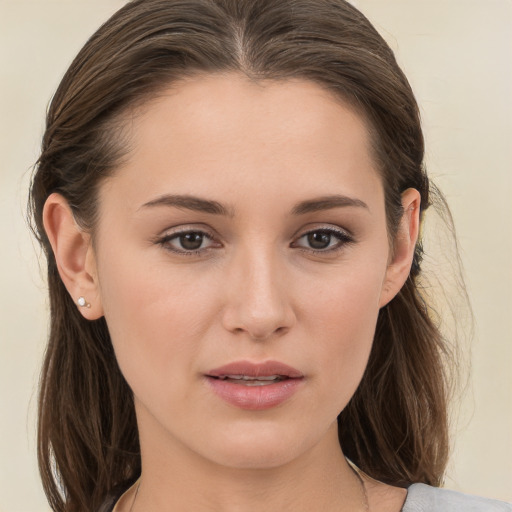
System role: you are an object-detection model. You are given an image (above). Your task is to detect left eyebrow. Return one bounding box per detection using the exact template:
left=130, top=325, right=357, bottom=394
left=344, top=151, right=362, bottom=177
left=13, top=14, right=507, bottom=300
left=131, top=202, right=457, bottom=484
left=291, top=195, right=369, bottom=215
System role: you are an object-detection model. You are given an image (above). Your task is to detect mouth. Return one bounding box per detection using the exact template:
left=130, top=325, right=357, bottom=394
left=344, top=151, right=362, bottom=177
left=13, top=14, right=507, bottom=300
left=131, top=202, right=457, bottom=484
left=205, top=360, right=304, bottom=410
left=209, top=374, right=291, bottom=386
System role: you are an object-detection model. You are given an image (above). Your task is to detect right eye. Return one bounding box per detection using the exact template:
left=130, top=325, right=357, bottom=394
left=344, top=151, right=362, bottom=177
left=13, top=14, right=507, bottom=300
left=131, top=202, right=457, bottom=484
left=158, top=230, right=220, bottom=255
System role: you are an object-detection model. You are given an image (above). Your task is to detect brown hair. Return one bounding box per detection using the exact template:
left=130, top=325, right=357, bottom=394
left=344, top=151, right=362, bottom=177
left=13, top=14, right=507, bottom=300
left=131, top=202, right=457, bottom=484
left=29, top=0, right=454, bottom=510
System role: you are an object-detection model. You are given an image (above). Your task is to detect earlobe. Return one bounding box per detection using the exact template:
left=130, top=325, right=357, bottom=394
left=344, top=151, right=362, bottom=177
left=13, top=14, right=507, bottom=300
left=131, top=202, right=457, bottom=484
left=43, top=193, right=104, bottom=320
left=379, top=188, right=421, bottom=308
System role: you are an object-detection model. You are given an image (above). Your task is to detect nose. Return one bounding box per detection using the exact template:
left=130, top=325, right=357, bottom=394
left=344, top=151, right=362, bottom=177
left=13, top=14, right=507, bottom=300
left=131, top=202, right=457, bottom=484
left=221, top=246, right=296, bottom=341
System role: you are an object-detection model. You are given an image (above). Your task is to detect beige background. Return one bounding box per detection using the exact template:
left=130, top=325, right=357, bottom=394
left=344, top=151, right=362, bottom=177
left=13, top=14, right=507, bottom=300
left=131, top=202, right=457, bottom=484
left=0, top=0, right=510, bottom=510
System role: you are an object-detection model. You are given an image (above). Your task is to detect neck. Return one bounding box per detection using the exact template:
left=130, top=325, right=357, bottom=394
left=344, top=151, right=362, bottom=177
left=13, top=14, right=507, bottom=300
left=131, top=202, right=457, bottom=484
left=133, top=421, right=366, bottom=512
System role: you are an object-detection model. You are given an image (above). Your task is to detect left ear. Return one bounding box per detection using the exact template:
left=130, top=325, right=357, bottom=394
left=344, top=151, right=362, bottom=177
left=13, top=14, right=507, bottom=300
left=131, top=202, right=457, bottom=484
left=379, top=188, right=421, bottom=308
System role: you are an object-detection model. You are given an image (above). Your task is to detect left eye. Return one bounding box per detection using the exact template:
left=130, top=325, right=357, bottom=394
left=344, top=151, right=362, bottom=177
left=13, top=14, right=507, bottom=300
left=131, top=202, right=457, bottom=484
left=293, top=229, right=352, bottom=252
left=161, top=231, right=215, bottom=252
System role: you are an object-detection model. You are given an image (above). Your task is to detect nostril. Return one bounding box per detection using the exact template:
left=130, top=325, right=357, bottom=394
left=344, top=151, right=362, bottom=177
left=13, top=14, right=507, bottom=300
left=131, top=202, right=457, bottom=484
left=220, top=284, right=296, bottom=340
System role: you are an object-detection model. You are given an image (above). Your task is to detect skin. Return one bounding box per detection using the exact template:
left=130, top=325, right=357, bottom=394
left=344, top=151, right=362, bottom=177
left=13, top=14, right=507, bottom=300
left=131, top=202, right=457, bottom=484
left=44, top=73, right=420, bottom=511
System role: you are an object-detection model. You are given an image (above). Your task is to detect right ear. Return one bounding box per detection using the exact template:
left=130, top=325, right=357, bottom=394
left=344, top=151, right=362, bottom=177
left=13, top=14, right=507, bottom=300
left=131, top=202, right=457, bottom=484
left=42, top=193, right=104, bottom=320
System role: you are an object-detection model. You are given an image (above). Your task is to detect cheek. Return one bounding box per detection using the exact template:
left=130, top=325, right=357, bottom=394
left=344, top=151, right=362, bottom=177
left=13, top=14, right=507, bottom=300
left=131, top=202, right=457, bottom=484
left=302, top=259, right=386, bottom=411
left=96, top=247, right=222, bottom=400
left=304, top=252, right=386, bottom=338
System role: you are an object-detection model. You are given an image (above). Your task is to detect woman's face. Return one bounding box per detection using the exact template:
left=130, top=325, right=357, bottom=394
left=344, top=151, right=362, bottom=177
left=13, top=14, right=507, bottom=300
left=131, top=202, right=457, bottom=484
left=92, top=74, right=405, bottom=469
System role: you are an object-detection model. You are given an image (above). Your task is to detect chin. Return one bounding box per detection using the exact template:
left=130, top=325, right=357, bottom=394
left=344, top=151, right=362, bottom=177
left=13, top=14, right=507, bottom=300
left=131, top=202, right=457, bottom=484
left=206, top=442, right=302, bottom=470
left=193, top=420, right=324, bottom=470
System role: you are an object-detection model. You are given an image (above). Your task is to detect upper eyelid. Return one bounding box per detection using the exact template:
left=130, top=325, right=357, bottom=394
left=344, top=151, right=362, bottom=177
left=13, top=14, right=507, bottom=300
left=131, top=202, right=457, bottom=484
left=300, top=226, right=350, bottom=235
left=292, top=223, right=354, bottom=239
left=158, top=224, right=217, bottom=238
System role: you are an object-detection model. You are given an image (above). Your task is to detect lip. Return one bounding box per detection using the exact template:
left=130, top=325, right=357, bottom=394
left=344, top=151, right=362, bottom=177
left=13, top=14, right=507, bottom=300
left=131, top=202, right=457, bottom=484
left=207, top=360, right=304, bottom=379
left=205, top=360, right=304, bottom=410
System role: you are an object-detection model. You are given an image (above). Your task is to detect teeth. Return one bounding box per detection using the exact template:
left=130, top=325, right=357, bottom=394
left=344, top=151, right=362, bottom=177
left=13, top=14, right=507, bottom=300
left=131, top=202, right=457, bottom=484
left=241, top=380, right=277, bottom=386
left=219, top=375, right=285, bottom=383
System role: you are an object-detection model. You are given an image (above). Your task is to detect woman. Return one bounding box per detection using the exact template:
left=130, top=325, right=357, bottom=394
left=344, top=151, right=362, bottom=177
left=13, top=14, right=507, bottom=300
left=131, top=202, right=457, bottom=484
left=29, top=0, right=511, bottom=511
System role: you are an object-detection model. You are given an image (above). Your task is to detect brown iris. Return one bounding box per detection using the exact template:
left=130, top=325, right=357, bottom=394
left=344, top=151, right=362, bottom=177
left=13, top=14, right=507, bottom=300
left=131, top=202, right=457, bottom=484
left=179, top=232, right=204, bottom=250
left=307, top=231, right=332, bottom=250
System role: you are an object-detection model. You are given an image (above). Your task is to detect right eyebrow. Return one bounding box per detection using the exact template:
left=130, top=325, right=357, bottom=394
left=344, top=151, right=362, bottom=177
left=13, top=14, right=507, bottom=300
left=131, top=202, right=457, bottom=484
left=139, top=194, right=234, bottom=217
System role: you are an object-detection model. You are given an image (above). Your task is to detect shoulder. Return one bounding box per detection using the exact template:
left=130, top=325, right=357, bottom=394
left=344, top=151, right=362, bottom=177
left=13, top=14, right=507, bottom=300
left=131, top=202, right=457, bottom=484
left=402, top=483, right=512, bottom=512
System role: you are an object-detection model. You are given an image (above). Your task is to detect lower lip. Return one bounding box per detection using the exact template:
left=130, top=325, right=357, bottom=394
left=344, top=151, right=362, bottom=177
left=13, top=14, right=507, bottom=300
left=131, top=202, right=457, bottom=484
left=206, top=377, right=303, bottom=410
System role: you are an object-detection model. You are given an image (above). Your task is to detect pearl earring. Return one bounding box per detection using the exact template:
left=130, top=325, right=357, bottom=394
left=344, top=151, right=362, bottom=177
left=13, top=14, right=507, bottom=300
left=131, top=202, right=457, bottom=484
left=77, top=296, right=91, bottom=308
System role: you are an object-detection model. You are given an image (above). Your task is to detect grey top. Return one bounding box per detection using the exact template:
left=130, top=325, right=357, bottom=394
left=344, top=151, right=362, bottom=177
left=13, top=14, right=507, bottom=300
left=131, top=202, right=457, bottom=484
left=99, top=483, right=512, bottom=511
left=403, top=484, right=512, bottom=511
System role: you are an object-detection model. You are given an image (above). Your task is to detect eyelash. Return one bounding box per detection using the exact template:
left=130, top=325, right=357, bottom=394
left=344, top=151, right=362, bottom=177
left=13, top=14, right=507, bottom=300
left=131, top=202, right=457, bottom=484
left=156, top=228, right=219, bottom=256
left=291, top=227, right=354, bottom=254
left=156, top=226, right=354, bottom=256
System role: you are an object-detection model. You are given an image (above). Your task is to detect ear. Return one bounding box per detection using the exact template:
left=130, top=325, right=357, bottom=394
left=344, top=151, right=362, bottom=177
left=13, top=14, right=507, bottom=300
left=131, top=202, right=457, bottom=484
left=379, top=188, right=421, bottom=308
left=43, top=193, right=104, bottom=320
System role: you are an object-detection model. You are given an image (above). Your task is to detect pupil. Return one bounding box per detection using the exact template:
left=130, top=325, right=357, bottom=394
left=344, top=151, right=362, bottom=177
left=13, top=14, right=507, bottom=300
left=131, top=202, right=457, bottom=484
left=308, top=231, right=331, bottom=249
left=180, top=233, right=203, bottom=250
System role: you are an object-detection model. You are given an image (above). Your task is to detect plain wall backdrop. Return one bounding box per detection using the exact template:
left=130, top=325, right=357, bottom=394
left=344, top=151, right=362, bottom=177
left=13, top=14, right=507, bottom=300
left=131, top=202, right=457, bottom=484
left=1, top=1, right=511, bottom=510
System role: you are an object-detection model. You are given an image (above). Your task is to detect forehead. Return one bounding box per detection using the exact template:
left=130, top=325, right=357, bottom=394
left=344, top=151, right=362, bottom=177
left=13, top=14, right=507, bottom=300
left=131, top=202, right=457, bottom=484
left=103, top=73, right=382, bottom=210
left=128, top=73, right=371, bottom=156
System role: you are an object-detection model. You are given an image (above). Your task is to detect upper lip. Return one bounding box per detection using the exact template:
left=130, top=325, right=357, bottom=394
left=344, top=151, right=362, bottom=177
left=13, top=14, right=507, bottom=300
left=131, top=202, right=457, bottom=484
left=206, top=360, right=304, bottom=379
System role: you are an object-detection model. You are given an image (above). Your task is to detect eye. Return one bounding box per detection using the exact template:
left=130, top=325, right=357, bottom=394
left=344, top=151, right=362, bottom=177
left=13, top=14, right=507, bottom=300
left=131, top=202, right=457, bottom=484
left=292, top=228, right=353, bottom=253
left=158, top=229, right=220, bottom=254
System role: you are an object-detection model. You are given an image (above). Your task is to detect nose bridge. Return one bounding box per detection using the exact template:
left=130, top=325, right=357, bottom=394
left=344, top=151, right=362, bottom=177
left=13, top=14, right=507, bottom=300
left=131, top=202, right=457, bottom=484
left=222, top=240, right=294, bottom=340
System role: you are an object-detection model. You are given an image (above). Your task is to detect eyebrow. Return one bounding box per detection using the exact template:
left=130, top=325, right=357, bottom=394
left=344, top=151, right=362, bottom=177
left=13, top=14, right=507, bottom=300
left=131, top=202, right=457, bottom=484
left=140, top=194, right=234, bottom=216
left=291, top=195, right=369, bottom=215
left=140, top=193, right=368, bottom=216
